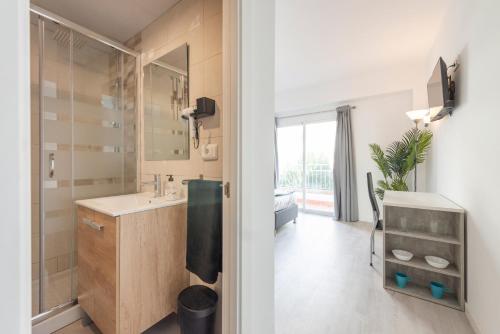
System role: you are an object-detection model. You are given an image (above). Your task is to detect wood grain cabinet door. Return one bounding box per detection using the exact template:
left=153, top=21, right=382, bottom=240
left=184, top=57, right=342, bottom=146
left=119, top=204, right=189, bottom=334
left=77, top=207, right=118, bottom=334
left=77, top=207, right=95, bottom=319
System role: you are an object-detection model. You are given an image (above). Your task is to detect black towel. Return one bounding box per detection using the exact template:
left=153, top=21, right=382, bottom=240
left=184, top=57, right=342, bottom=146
left=186, top=180, right=222, bottom=284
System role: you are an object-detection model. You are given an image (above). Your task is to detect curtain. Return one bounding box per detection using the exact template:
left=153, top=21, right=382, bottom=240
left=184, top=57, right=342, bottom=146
left=333, top=105, right=359, bottom=221
left=274, top=117, right=279, bottom=188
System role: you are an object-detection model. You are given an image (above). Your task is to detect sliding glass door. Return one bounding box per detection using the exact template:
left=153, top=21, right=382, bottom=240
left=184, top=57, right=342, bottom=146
left=304, top=122, right=335, bottom=213
left=276, top=125, right=304, bottom=206
left=277, top=120, right=336, bottom=215
left=31, top=14, right=137, bottom=318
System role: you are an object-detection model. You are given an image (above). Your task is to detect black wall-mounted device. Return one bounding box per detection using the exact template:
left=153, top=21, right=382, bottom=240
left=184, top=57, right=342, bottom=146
left=180, top=97, right=216, bottom=149
left=191, top=97, right=216, bottom=119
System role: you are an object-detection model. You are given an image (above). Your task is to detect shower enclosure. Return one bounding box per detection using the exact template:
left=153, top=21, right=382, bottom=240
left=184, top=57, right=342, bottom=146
left=30, top=7, right=138, bottom=321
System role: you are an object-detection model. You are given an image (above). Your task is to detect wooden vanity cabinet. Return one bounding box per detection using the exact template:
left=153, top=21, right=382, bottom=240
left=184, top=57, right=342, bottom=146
left=77, top=204, right=189, bottom=334
left=77, top=206, right=118, bottom=333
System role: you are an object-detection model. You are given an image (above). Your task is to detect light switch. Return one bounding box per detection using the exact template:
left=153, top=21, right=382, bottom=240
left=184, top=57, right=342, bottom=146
left=201, top=143, right=218, bottom=161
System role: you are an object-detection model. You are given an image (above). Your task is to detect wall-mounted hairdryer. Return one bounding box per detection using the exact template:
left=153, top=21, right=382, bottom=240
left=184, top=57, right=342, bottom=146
left=181, top=97, right=216, bottom=149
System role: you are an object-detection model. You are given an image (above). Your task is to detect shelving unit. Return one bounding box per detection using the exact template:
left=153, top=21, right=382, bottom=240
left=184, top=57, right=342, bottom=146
left=383, top=191, right=465, bottom=311
left=385, top=280, right=460, bottom=309
left=385, top=254, right=460, bottom=277
left=385, top=228, right=460, bottom=245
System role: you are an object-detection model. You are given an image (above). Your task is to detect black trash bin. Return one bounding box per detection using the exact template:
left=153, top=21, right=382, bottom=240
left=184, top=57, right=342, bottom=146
left=178, top=285, right=218, bottom=334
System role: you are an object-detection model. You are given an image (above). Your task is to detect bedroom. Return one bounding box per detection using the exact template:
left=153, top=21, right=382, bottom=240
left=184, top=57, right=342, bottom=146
left=273, top=0, right=498, bottom=333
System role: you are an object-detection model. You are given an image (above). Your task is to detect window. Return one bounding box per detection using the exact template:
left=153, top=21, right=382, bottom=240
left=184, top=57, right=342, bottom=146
left=277, top=120, right=336, bottom=215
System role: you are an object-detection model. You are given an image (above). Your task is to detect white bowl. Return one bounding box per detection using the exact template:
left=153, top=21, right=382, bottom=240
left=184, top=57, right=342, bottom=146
left=425, top=256, right=449, bottom=269
left=392, top=249, right=413, bottom=261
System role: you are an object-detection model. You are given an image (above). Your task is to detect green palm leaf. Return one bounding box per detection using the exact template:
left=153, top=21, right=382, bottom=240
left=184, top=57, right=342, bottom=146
left=369, top=144, right=391, bottom=180
left=386, top=141, right=408, bottom=177
left=369, top=127, right=432, bottom=199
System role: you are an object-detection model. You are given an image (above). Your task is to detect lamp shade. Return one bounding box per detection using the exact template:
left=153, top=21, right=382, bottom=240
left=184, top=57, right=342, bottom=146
left=406, top=109, right=430, bottom=121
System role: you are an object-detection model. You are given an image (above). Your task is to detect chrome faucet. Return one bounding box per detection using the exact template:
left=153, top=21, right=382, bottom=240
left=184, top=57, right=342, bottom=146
left=142, top=174, right=162, bottom=197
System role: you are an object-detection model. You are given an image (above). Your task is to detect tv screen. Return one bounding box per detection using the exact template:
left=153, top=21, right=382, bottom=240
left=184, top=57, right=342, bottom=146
left=427, top=57, right=454, bottom=121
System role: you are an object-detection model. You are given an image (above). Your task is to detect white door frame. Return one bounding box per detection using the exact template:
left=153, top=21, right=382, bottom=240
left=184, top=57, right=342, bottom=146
left=222, top=0, right=276, bottom=333
left=0, top=0, right=32, bottom=333
left=222, top=0, right=240, bottom=332
left=3, top=0, right=276, bottom=332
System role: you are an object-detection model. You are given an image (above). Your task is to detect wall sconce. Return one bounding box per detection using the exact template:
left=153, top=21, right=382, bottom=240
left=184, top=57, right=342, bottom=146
left=406, top=109, right=430, bottom=128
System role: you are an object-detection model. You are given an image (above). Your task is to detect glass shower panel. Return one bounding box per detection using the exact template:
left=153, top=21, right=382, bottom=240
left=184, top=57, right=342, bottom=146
left=122, top=53, right=138, bottom=194
left=72, top=32, right=137, bottom=296
left=40, top=19, right=74, bottom=312
left=31, top=16, right=138, bottom=317
left=73, top=33, right=126, bottom=200
left=143, top=64, right=154, bottom=160
left=30, top=13, right=41, bottom=317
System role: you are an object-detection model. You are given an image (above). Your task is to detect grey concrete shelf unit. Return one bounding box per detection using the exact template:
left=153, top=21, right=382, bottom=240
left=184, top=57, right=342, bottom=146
left=383, top=191, right=465, bottom=311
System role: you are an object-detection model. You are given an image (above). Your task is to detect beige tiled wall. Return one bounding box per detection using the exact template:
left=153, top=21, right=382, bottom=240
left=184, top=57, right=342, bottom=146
left=134, top=0, right=223, bottom=192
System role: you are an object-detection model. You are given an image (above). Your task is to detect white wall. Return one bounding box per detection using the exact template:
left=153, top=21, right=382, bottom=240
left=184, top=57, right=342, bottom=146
left=240, top=0, right=276, bottom=333
left=425, top=0, right=500, bottom=333
left=0, top=0, right=31, bottom=333
left=350, top=91, right=415, bottom=222
left=276, top=60, right=429, bottom=117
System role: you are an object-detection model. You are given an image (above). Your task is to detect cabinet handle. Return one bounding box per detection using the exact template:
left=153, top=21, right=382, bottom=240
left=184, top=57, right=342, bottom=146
left=82, top=218, right=104, bottom=231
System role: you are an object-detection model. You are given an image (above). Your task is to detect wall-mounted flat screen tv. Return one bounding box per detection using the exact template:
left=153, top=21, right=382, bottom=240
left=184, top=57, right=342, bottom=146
left=427, top=57, right=455, bottom=121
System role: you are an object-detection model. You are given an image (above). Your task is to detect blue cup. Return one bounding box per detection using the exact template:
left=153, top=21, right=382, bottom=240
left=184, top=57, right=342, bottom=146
left=430, top=281, right=449, bottom=299
left=395, top=272, right=410, bottom=288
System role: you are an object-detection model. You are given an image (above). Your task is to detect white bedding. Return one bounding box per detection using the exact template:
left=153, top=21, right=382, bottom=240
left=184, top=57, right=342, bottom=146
left=274, top=189, right=296, bottom=212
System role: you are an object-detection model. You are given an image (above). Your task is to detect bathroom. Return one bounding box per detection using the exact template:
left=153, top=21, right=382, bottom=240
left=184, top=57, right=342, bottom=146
left=29, top=0, right=224, bottom=333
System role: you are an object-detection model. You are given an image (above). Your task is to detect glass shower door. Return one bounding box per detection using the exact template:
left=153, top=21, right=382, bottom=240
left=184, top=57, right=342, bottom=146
left=31, top=15, right=137, bottom=318
left=72, top=31, right=136, bottom=202
left=39, top=19, right=75, bottom=312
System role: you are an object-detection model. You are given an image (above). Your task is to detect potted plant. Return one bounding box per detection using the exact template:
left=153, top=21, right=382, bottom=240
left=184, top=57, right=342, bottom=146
left=369, top=127, right=433, bottom=200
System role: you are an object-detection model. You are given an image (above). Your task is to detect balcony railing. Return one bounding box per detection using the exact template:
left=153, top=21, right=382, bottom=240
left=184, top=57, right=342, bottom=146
left=278, top=163, right=334, bottom=212
left=279, top=163, right=333, bottom=191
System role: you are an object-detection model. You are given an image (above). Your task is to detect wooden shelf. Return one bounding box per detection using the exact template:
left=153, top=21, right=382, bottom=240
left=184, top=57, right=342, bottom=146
left=385, top=254, right=460, bottom=277
left=386, top=280, right=462, bottom=310
left=385, top=228, right=460, bottom=245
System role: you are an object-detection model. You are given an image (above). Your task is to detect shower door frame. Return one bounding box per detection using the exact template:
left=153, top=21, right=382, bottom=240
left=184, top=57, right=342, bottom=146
left=30, top=4, right=140, bottom=326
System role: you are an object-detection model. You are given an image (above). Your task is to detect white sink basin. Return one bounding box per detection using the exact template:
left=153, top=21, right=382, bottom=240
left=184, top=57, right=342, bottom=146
left=75, top=192, right=186, bottom=217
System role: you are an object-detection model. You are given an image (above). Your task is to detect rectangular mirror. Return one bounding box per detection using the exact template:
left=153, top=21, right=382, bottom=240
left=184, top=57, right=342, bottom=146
left=143, top=44, right=189, bottom=160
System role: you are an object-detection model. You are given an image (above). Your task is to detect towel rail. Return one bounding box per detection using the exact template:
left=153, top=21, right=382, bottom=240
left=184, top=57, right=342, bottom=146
left=182, top=178, right=223, bottom=187
left=182, top=179, right=201, bottom=185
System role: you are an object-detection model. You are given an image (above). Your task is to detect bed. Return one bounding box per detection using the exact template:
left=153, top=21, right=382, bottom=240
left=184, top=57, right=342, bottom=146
left=275, top=189, right=298, bottom=231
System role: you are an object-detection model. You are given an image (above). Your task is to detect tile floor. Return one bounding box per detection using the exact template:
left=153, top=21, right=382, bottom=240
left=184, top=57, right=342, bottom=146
left=275, top=213, right=474, bottom=334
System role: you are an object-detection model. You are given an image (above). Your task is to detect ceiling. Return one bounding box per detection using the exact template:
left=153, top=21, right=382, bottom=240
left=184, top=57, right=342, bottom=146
left=32, top=0, right=180, bottom=42
left=275, top=0, right=452, bottom=93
